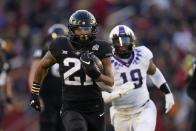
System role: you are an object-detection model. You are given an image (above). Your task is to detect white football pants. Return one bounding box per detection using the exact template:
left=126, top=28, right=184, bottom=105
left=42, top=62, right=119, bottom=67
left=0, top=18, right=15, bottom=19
left=110, top=100, right=157, bottom=131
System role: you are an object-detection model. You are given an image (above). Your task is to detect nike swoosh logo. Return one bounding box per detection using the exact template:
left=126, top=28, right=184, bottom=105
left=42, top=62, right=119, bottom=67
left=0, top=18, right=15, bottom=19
left=30, top=100, right=35, bottom=105
left=80, top=58, right=90, bottom=65
left=99, top=112, right=104, bottom=117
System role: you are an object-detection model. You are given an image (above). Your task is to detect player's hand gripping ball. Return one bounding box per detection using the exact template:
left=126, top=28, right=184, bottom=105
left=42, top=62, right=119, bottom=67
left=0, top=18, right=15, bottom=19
left=91, top=54, right=104, bottom=73
left=80, top=51, right=103, bottom=79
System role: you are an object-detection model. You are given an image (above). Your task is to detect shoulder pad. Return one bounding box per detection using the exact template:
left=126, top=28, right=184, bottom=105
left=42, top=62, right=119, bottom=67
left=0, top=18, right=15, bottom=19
left=135, top=46, right=153, bottom=60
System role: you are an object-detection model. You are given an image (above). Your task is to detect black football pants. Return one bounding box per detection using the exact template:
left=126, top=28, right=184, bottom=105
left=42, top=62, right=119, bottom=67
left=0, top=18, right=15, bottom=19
left=61, top=110, right=105, bottom=131
left=39, top=104, right=65, bottom=131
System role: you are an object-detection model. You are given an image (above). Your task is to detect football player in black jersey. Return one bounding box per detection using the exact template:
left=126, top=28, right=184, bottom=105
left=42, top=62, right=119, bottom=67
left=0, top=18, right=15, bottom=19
left=30, top=10, right=114, bottom=131
left=0, top=38, right=13, bottom=131
left=28, top=24, right=68, bottom=131
left=186, top=57, right=196, bottom=131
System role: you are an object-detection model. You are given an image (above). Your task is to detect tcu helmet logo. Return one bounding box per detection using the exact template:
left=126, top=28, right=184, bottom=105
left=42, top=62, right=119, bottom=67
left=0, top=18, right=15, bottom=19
left=92, top=44, right=99, bottom=51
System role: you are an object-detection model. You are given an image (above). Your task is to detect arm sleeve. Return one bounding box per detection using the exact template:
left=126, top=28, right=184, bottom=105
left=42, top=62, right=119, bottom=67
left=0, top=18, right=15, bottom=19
left=187, top=69, right=196, bottom=101
left=149, top=67, right=166, bottom=88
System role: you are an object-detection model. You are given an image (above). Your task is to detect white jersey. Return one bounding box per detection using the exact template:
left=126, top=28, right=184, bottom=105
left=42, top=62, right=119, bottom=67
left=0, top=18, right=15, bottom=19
left=111, top=46, right=153, bottom=108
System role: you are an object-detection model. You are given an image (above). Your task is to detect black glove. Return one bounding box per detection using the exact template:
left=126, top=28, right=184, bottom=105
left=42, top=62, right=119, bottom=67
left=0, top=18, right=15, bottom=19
left=80, top=51, right=101, bottom=79
left=30, top=93, right=41, bottom=112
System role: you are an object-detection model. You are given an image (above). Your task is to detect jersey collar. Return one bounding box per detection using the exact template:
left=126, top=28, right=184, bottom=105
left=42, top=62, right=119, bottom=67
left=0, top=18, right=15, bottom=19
left=113, top=51, right=135, bottom=67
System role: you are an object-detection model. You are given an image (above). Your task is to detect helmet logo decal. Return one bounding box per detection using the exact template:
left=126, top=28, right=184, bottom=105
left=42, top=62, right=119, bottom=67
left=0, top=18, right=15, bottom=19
left=119, top=26, right=126, bottom=36
left=62, top=50, right=68, bottom=55
left=92, top=44, right=99, bottom=51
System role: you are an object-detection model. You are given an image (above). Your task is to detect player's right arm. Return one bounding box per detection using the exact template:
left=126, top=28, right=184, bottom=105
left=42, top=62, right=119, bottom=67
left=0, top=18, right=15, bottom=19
left=187, top=69, right=196, bottom=101
left=33, top=51, right=56, bottom=84
left=30, top=51, right=56, bottom=112
left=28, top=59, right=41, bottom=90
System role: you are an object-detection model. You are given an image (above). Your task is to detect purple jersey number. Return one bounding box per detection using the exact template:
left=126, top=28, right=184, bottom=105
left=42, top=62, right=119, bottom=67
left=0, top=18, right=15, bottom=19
left=120, top=69, right=143, bottom=89
left=120, top=72, right=128, bottom=83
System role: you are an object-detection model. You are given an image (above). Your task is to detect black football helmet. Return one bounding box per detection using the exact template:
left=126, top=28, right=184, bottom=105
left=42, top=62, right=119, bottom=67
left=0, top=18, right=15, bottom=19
left=109, top=25, right=136, bottom=59
left=43, top=24, right=68, bottom=47
left=48, top=24, right=68, bottom=39
left=68, top=10, right=97, bottom=49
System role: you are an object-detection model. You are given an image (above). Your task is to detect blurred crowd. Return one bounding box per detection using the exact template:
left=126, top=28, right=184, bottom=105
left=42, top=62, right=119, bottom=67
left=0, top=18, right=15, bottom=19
left=0, top=0, right=196, bottom=130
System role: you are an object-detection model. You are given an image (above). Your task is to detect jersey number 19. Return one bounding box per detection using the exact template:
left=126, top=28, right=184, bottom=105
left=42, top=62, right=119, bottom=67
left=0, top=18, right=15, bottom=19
left=120, top=69, right=143, bottom=89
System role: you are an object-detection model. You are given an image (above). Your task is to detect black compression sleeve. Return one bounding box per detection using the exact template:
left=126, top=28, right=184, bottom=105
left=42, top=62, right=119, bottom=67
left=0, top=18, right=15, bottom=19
left=160, top=83, right=171, bottom=94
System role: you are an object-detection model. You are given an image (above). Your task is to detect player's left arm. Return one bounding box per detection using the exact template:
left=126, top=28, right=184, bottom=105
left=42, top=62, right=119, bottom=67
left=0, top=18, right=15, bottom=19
left=147, top=61, right=175, bottom=113
left=95, top=57, right=114, bottom=87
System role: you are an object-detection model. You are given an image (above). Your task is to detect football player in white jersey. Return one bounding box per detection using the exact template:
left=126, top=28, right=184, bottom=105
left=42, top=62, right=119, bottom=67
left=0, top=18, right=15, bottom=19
left=103, top=25, right=175, bottom=131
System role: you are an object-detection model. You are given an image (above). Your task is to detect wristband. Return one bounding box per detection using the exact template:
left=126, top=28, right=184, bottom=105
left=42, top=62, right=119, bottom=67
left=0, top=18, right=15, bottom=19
left=160, top=83, right=171, bottom=94
left=31, top=82, right=41, bottom=95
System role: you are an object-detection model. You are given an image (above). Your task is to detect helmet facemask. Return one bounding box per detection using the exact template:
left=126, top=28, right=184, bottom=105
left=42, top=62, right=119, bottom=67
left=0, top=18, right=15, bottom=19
left=112, top=34, right=135, bottom=59
left=69, top=25, right=96, bottom=49
left=109, top=25, right=136, bottom=59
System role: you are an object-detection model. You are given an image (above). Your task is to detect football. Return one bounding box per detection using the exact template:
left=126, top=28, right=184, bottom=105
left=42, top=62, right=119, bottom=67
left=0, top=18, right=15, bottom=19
left=91, top=55, right=104, bottom=73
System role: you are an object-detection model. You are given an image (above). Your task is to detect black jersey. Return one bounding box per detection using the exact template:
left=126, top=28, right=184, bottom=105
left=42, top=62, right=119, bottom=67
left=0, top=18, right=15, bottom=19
left=33, top=48, right=62, bottom=103
left=49, top=36, right=113, bottom=102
